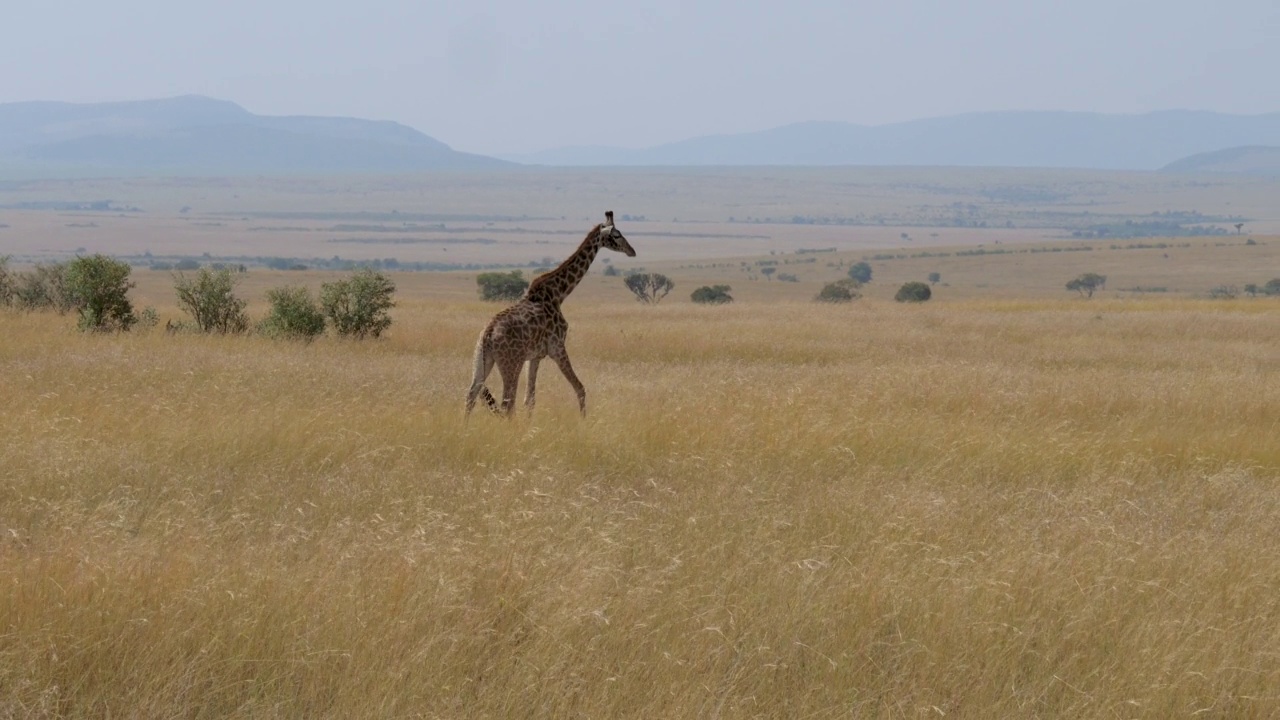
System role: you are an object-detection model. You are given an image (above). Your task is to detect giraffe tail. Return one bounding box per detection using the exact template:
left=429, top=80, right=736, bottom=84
left=466, top=334, right=501, bottom=415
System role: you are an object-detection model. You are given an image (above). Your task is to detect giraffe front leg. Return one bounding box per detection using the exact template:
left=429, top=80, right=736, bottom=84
left=552, top=351, right=587, bottom=416
left=525, top=357, right=541, bottom=415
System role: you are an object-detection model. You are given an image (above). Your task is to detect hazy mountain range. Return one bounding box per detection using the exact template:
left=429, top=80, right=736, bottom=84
left=507, top=111, right=1280, bottom=171
left=0, top=95, right=509, bottom=174
left=1, top=96, right=1278, bottom=175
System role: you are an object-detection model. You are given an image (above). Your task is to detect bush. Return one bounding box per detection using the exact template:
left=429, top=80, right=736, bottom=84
left=691, top=285, right=733, bottom=304
left=848, top=261, right=873, bottom=283
left=1208, top=285, right=1238, bottom=300
left=623, top=272, right=675, bottom=304
left=259, top=285, right=326, bottom=341
left=321, top=269, right=396, bottom=339
left=928, top=272, right=942, bottom=285
left=476, top=270, right=529, bottom=302
left=14, top=262, right=73, bottom=313
left=816, top=280, right=858, bottom=303
left=0, top=254, right=11, bottom=304
left=136, top=306, right=160, bottom=330
left=0, top=256, right=13, bottom=307
left=1265, top=278, right=1280, bottom=296
left=894, top=281, right=932, bottom=303
left=173, top=267, right=250, bottom=334
left=64, top=254, right=137, bottom=331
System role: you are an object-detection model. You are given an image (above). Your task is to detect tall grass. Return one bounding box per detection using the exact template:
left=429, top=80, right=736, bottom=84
left=2, top=296, right=1279, bottom=717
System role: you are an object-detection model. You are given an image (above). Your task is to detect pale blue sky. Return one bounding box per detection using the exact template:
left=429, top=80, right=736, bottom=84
left=2, top=0, right=1277, bottom=154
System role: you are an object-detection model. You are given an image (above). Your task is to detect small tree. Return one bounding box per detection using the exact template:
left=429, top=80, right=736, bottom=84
left=1264, top=278, right=1280, bottom=296
left=623, top=272, right=675, bottom=304
left=321, top=268, right=396, bottom=339
left=760, top=267, right=776, bottom=281
left=1243, top=283, right=1259, bottom=297
left=173, top=267, right=249, bottom=333
left=476, top=270, right=528, bottom=302
left=259, top=285, right=326, bottom=341
left=65, top=254, right=137, bottom=332
left=1235, top=223, right=1244, bottom=234
left=691, top=285, right=733, bottom=304
left=848, top=261, right=873, bottom=283
left=895, top=281, right=932, bottom=303
left=14, top=262, right=73, bottom=313
left=603, top=264, right=619, bottom=277
left=927, top=272, right=941, bottom=285
left=1066, top=272, right=1106, bottom=298
left=0, top=256, right=13, bottom=307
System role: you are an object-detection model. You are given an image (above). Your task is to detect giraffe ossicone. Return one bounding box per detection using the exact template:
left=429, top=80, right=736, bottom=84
left=465, top=211, right=636, bottom=419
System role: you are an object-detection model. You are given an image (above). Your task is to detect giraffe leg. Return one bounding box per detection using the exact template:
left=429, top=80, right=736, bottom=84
left=552, top=351, right=587, bottom=416
left=497, top=360, right=522, bottom=419
left=525, top=357, right=541, bottom=415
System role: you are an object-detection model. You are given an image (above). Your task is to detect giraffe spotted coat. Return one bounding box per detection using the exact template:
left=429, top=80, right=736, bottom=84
left=466, top=212, right=636, bottom=418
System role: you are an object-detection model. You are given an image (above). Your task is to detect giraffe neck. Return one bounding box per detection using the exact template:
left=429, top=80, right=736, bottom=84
left=525, top=225, right=603, bottom=305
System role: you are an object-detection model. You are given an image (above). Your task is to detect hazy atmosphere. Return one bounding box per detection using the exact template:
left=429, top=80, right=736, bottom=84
left=6, top=1, right=1280, bottom=717
left=3, top=0, right=1278, bottom=155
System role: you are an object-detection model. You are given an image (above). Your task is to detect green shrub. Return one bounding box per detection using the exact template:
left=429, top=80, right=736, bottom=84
left=321, top=269, right=396, bottom=339
left=1265, top=279, right=1280, bottom=296
left=895, top=281, right=932, bottom=303
left=476, top=270, right=528, bottom=302
left=65, top=254, right=137, bottom=332
left=848, top=261, right=873, bottom=283
left=259, top=285, right=326, bottom=341
left=136, top=306, right=160, bottom=330
left=173, top=267, right=250, bottom=334
left=816, top=281, right=858, bottom=303
left=691, top=285, right=733, bottom=304
left=0, top=256, right=13, bottom=306
left=14, top=262, right=73, bottom=313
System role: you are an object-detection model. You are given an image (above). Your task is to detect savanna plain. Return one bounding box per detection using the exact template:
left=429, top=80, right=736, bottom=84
left=2, top=168, right=1280, bottom=718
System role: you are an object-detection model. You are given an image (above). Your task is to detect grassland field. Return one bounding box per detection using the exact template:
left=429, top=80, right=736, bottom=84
left=2, top=168, right=1280, bottom=717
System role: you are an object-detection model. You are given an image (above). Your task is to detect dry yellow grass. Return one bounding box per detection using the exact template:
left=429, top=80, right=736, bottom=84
left=3, top=272, right=1279, bottom=717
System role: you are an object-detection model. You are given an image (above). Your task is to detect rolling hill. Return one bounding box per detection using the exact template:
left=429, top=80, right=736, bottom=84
left=1161, top=145, right=1280, bottom=176
left=508, top=110, right=1280, bottom=170
left=0, top=95, right=511, bottom=174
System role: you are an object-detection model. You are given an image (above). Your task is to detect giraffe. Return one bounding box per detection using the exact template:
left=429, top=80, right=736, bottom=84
left=466, top=211, right=636, bottom=418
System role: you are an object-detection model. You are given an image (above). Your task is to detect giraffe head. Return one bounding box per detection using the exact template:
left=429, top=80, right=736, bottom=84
left=600, top=210, right=636, bottom=257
